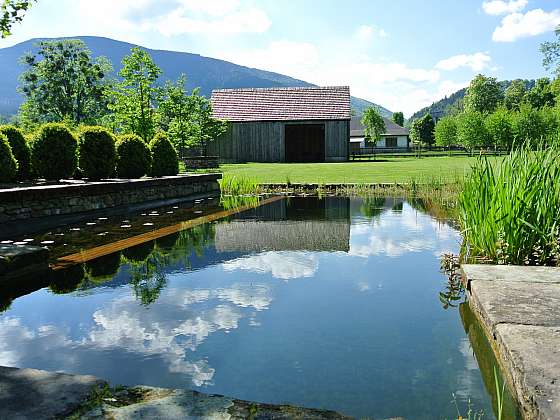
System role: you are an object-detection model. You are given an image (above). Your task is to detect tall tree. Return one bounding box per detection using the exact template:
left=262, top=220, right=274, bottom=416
left=109, top=47, right=161, bottom=142
left=434, top=116, right=457, bottom=147
left=541, top=26, right=560, bottom=77
left=158, top=75, right=199, bottom=158
left=392, top=111, right=404, bottom=127
left=503, top=79, right=527, bottom=111
left=361, top=107, right=386, bottom=146
left=191, top=95, right=228, bottom=156
left=457, top=111, right=489, bottom=149
left=464, top=74, right=503, bottom=114
left=1, top=0, right=36, bottom=38
left=524, top=78, right=555, bottom=109
left=410, top=114, right=435, bottom=146
left=18, top=39, right=112, bottom=126
left=485, top=107, right=513, bottom=149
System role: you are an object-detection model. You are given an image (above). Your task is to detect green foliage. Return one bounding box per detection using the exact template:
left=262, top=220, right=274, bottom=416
left=541, top=26, right=560, bottom=78
left=116, top=134, right=152, bottom=178
left=434, top=116, right=458, bottom=147
left=189, top=94, right=228, bottom=155
left=464, top=74, right=503, bottom=114
left=0, top=125, right=30, bottom=179
left=457, top=111, right=489, bottom=149
left=485, top=108, right=513, bottom=148
left=109, top=47, right=161, bottom=142
left=503, top=79, right=527, bottom=111
left=31, top=123, right=78, bottom=180
left=157, top=75, right=199, bottom=158
left=361, top=107, right=386, bottom=146
left=18, top=39, right=112, bottom=126
left=1, top=0, right=36, bottom=38
left=149, top=132, right=179, bottom=177
left=0, top=133, right=17, bottom=182
left=459, top=144, right=560, bottom=266
left=525, top=77, right=555, bottom=109
left=512, top=104, right=547, bottom=146
left=410, top=114, right=435, bottom=146
left=392, top=111, right=404, bottom=127
left=219, top=174, right=260, bottom=195
left=78, top=126, right=117, bottom=180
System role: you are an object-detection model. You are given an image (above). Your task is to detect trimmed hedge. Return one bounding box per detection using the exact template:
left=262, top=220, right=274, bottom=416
left=116, top=134, right=152, bottom=178
left=31, top=123, right=78, bottom=181
left=149, top=132, right=179, bottom=177
left=0, top=134, right=18, bottom=183
left=79, top=126, right=117, bottom=180
left=0, top=125, right=31, bottom=180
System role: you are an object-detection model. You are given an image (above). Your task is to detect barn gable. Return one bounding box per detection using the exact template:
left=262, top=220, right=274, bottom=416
left=209, top=86, right=351, bottom=163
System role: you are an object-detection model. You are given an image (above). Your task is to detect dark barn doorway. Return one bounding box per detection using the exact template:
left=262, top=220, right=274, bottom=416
left=285, top=124, right=325, bottom=162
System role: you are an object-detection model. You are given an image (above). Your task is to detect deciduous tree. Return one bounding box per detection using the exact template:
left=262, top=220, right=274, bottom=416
left=464, top=74, right=503, bottom=114
left=434, top=116, right=457, bottom=147
left=457, top=111, right=489, bottom=149
left=1, top=0, right=36, bottom=38
left=503, top=79, right=527, bottom=111
left=410, top=114, right=435, bottom=146
left=485, top=107, right=513, bottom=149
left=361, top=107, right=386, bottom=146
left=19, top=39, right=112, bottom=126
left=109, top=48, right=161, bottom=142
left=392, top=111, right=404, bottom=127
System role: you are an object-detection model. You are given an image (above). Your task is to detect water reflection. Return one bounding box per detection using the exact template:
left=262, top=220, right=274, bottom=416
left=0, top=197, right=499, bottom=419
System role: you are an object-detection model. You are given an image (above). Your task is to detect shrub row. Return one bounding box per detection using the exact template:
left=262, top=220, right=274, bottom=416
left=0, top=124, right=179, bottom=182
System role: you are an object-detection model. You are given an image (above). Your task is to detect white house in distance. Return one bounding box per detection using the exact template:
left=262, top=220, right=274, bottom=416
left=350, top=116, right=410, bottom=152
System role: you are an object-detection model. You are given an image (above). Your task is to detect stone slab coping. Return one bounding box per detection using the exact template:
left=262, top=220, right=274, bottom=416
left=0, top=366, right=353, bottom=419
left=462, top=264, right=560, bottom=285
left=0, top=174, right=222, bottom=202
left=463, top=264, right=560, bottom=419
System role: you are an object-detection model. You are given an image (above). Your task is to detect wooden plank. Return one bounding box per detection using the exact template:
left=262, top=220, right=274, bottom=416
left=51, top=196, right=284, bottom=270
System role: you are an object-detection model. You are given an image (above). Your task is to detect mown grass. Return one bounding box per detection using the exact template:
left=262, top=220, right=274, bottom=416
left=213, top=156, right=496, bottom=184
left=459, top=144, right=560, bottom=266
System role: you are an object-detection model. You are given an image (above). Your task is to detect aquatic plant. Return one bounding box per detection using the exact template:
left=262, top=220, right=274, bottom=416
left=219, top=174, right=260, bottom=195
left=459, top=143, right=560, bottom=265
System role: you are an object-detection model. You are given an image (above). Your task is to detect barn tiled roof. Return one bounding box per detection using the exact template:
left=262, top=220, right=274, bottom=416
left=211, top=86, right=351, bottom=122
left=350, top=116, right=409, bottom=137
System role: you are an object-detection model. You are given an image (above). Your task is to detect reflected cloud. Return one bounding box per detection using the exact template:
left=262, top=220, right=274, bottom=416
left=0, top=280, right=275, bottom=387
left=222, top=251, right=319, bottom=280
left=349, top=204, right=460, bottom=259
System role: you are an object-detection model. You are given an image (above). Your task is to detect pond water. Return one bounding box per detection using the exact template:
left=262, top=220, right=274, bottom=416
left=0, top=196, right=516, bottom=419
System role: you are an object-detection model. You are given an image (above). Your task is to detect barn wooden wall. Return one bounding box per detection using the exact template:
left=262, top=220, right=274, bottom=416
left=208, top=120, right=349, bottom=163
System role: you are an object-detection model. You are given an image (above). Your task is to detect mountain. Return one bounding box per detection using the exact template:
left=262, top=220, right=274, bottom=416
left=409, top=79, right=537, bottom=122
left=0, top=36, right=392, bottom=118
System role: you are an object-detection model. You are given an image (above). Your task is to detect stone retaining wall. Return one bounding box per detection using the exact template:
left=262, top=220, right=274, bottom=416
left=0, top=174, right=221, bottom=224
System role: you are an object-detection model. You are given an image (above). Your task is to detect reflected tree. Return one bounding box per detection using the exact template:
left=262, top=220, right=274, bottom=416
left=49, top=264, right=86, bottom=294
left=128, top=248, right=168, bottom=306
left=360, top=197, right=387, bottom=220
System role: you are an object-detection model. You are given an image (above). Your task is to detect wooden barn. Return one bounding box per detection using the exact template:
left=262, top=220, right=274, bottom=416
left=209, top=86, right=351, bottom=163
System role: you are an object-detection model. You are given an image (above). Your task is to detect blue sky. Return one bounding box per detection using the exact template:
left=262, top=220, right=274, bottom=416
left=1, top=0, right=559, bottom=116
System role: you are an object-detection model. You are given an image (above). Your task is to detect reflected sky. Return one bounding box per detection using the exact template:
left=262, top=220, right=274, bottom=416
left=0, top=197, right=495, bottom=419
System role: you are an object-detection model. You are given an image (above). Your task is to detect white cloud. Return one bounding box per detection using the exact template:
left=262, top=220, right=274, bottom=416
left=435, top=52, right=492, bottom=72
left=492, top=9, right=560, bottom=42
left=482, top=0, right=528, bottom=16
left=154, top=6, right=271, bottom=36
left=78, top=0, right=271, bottom=37
left=222, top=251, right=319, bottom=280
left=355, top=25, right=388, bottom=42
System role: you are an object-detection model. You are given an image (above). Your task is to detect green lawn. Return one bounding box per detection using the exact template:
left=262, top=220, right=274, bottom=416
left=215, top=156, right=499, bottom=184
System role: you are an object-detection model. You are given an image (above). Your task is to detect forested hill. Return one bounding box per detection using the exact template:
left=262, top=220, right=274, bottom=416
left=409, top=79, right=536, bottom=122
left=0, top=36, right=392, bottom=117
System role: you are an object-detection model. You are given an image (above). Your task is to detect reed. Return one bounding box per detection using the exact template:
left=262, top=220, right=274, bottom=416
left=459, top=143, right=560, bottom=266
left=218, top=174, right=260, bottom=195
